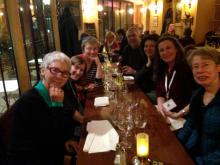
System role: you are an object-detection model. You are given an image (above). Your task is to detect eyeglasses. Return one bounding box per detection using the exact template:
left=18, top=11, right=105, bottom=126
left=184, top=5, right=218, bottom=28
left=192, top=63, right=211, bottom=72
left=47, top=67, right=70, bottom=78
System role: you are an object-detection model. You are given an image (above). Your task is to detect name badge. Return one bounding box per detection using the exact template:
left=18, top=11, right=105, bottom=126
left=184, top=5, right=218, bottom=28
left=162, top=99, right=177, bottom=111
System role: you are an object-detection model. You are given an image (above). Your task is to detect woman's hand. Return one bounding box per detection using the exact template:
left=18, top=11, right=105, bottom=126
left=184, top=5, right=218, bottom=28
left=85, top=83, right=95, bottom=91
left=164, top=110, right=182, bottom=119
left=90, top=56, right=101, bottom=66
left=164, top=105, right=189, bottom=119
left=122, top=66, right=136, bottom=75
left=49, top=86, right=64, bottom=102
left=65, top=140, right=79, bottom=154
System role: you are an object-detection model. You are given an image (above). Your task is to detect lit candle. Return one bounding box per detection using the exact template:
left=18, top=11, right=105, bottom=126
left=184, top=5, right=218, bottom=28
left=136, top=133, right=149, bottom=157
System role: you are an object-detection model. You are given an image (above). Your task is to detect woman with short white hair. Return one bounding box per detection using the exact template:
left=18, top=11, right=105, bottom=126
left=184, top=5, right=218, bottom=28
left=7, top=51, right=77, bottom=165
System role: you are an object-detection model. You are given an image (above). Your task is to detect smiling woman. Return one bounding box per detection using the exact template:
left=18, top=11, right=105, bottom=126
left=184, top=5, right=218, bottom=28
left=188, top=48, right=220, bottom=90
left=154, top=36, right=196, bottom=121
left=79, top=36, right=103, bottom=88
left=5, top=51, right=79, bottom=165
left=178, top=47, right=220, bottom=165
left=70, top=55, right=86, bottom=81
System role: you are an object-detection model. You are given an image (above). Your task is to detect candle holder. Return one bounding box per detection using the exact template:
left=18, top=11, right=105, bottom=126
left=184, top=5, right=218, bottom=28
left=136, top=133, right=149, bottom=165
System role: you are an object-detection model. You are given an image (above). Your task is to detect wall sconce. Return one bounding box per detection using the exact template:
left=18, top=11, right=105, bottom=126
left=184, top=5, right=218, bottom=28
left=188, top=0, right=192, bottom=9
left=82, top=0, right=96, bottom=12
left=176, top=2, right=183, bottom=10
left=82, top=0, right=98, bottom=22
left=97, top=4, right=103, bottom=12
left=19, top=7, right=24, bottom=12
left=149, top=3, right=156, bottom=14
left=128, top=8, right=134, bottom=15
left=0, top=11, right=4, bottom=17
left=43, top=0, right=50, bottom=5
left=149, top=0, right=162, bottom=15
left=181, top=0, right=194, bottom=27
left=136, top=133, right=149, bottom=163
left=181, top=0, right=192, bottom=9
left=154, top=0, right=158, bottom=14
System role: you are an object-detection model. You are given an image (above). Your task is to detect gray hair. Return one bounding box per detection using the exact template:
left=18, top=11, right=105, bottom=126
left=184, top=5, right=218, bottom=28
left=187, top=47, right=220, bottom=66
left=81, top=36, right=99, bottom=52
left=40, top=51, right=71, bottom=70
left=126, top=27, right=140, bottom=37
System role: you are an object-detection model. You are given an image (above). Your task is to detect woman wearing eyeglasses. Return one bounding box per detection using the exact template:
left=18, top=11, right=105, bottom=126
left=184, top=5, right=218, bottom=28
left=7, top=51, right=77, bottom=165
left=178, top=48, right=220, bottom=165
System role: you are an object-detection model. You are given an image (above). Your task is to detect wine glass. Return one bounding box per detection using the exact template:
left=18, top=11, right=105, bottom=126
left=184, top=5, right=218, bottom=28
left=133, top=104, right=147, bottom=129
left=121, top=111, right=134, bottom=149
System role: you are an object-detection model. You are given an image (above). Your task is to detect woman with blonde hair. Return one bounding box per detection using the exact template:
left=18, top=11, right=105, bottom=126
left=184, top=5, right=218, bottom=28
left=104, top=31, right=119, bottom=55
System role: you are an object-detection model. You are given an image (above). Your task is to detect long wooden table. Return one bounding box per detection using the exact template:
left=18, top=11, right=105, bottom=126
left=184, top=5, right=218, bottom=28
left=77, top=82, right=195, bottom=165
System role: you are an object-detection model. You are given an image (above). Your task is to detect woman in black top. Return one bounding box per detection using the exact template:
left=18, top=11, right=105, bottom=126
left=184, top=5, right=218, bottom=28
left=154, top=36, right=196, bottom=120
left=135, top=34, right=159, bottom=104
left=7, top=51, right=77, bottom=165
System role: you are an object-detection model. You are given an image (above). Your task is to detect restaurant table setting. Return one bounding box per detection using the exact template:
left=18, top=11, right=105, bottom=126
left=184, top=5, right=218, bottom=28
left=77, top=61, right=195, bottom=165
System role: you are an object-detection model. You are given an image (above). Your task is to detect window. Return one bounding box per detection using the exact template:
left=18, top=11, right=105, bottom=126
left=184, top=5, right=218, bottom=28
left=0, top=0, right=19, bottom=114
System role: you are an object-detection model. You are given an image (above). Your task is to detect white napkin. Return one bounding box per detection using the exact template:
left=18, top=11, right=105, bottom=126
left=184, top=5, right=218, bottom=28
left=94, top=97, right=109, bottom=107
left=123, top=76, right=134, bottom=81
left=83, top=133, right=95, bottom=152
left=83, top=120, right=119, bottom=153
left=168, top=117, right=186, bottom=131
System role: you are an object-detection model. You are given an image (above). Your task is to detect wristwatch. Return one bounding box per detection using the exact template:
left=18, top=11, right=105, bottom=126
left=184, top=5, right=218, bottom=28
left=182, top=109, right=186, bottom=114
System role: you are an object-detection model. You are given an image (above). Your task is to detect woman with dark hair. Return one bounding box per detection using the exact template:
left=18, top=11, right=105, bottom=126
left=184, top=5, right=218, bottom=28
left=135, top=34, right=159, bottom=104
left=63, top=55, right=86, bottom=165
left=178, top=48, right=220, bottom=164
left=154, top=36, right=195, bottom=121
left=64, top=55, right=86, bottom=127
left=64, top=55, right=112, bottom=165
